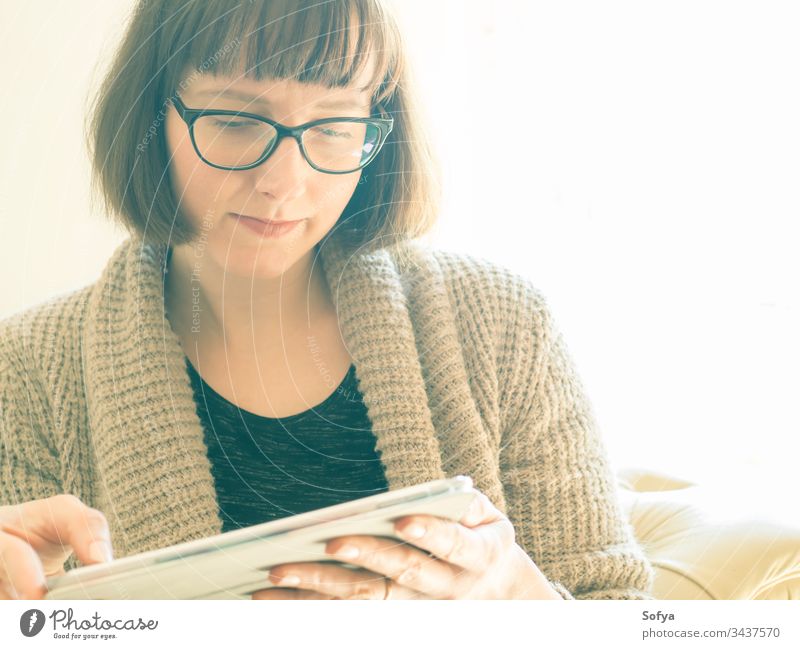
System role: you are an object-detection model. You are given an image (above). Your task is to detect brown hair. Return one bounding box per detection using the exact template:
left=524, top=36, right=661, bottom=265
left=86, top=0, right=441, bottom=259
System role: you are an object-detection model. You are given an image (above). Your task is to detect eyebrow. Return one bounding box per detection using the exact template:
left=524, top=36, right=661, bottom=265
left=191, top=87, right=370, bottom=110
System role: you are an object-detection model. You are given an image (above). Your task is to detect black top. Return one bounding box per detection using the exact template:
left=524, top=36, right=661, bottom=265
left=186, top=357, right=389, bottom=532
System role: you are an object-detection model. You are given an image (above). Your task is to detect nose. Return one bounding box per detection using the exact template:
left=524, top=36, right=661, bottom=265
left=252, top=134, right=310, bottom=200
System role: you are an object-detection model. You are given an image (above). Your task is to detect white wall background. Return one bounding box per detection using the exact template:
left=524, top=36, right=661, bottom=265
left=1, top=1, right=798, bottom=510
left=0, top=1, right=131, bottom=302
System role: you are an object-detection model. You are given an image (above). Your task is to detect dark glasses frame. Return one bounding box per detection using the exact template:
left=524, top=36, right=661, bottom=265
left=169, top=94, right=394, bottom=174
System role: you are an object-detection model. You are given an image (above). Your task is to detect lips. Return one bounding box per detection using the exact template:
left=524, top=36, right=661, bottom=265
left=231, top=212, right=304, bottom=239
left=232, top=213, right=301, bottom=224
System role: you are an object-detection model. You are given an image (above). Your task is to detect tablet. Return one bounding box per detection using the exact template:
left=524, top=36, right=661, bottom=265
left=44, top=475, right=477, bottom=600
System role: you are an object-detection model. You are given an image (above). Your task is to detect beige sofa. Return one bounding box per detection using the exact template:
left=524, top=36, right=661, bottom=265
left=616, top=467, right=800, bottom=599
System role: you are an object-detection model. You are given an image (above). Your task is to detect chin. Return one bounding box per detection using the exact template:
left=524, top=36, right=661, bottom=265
left=220, top=245, right=310, bottom=278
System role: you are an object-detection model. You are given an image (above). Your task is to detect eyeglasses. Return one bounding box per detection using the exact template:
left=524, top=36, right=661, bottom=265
left=170, top=94, right=394, bottom=174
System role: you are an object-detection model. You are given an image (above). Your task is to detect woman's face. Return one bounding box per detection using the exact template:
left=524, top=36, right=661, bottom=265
left=164, top=64, right=374, bottom=279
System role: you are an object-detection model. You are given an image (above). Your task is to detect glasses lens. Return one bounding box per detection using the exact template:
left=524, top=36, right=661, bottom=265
left=193, top=114, right=278, bottom=168
left=192, top=115, right=383, bottom=172
left=302, top=121, right=382, bottom=172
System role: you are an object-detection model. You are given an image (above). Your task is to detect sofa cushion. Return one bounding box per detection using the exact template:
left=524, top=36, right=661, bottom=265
left=617, top=478, right=800, bottom=599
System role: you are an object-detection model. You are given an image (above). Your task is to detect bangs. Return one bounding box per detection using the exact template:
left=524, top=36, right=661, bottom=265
left=161, top=0, right=401, bottom=104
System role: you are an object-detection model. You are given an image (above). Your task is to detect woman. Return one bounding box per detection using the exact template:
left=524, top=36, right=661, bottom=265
left=0, top=0, right=654, bottom=600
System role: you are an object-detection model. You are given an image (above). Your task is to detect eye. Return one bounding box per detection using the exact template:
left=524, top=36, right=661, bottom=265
left=210, top=118, right=260, bottom=129
left=318, top=127, right=352, bottom=139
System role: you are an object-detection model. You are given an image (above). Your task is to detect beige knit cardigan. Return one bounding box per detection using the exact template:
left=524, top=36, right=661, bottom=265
left=0, top=234, right=655, bottom=600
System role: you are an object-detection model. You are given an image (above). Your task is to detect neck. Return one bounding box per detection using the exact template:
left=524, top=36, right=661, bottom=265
left=164, top=244, right=333, bottom=356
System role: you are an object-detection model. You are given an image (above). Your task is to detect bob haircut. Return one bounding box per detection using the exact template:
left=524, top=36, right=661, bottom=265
left=86, top=0, right=441, bottom=260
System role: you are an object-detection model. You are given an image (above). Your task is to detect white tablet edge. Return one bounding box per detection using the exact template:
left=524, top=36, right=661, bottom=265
left=44, top=475, right=474, bottom=596
left=46, top=487, right=477, bottom=600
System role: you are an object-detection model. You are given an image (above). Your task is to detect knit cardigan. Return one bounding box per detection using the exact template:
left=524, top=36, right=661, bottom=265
left=0, top=234, right=655, bottom=600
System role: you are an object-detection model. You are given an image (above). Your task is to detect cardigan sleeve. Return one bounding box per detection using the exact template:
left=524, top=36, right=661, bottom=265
left=0, top=342, right=63, bottom=507
left=0, top=320, right=98, bottom=575
left=1, top=341, right=88, bottom=575
left=497, top=279, right=656, bottom=600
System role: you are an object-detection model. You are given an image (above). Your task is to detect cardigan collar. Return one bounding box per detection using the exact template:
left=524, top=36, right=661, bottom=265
left=81, top=234, right=494, bottom=557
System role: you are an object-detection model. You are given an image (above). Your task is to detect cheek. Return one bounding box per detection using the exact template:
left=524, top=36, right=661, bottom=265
left=314, top=174, right=362, bottom=221
left=170, top=139, right=223, bottom=202
left=166, top=114, right=237, bottom=217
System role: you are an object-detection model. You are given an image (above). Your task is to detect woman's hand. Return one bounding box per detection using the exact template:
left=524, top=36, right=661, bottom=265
left=251, top=489, right=562, bottom=600
left=0, top=494, right=114, bottom=599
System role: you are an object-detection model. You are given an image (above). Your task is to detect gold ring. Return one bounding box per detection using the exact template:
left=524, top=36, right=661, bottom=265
left=383, top=576, right=392, bottom=600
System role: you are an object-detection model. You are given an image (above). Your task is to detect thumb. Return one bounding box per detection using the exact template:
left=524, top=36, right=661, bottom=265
left=52, top=495, right=114, bottom=566
left=17, top=494, right=114, bottom=567
left=459, top=489, right=502, bottom=528
left=1, top=495, right=113, bottom=599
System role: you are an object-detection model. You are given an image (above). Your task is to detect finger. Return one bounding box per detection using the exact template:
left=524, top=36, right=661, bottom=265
left=394, top=514, right=516, bottom=573
left=323, top=537, right=457, bottom=599
left=268, top=562, right=426, bottom=600
left=252, top=587, right=337, bottom=600
left=0, top=529, right=47, bottom=599
left=3, top=495, right=113, bottom=567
